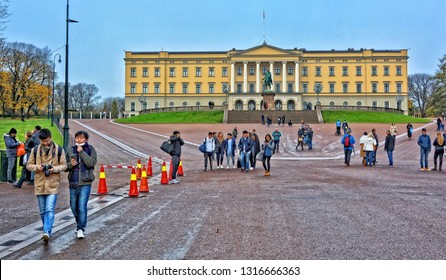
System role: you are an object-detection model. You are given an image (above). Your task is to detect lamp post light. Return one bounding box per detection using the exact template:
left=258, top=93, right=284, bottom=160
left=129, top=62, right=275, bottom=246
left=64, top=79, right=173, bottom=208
left=51, top=54, right=62, bottom=126
left=63, top=0, right=78, bottom=150
left=314, top=82, right=323, bottom=106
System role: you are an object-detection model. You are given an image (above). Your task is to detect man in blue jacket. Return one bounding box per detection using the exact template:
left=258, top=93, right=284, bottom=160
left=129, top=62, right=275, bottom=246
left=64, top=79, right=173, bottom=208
left=417, top=128, right=431, bottom=171
left=238, top=130, right=253, bottom=172
left=341, top=128, right=356, bottom=166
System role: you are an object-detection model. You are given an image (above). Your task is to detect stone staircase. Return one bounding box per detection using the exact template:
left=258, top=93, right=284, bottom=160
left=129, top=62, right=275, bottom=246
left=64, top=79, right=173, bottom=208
left=226, top=110, right=319, bottom=124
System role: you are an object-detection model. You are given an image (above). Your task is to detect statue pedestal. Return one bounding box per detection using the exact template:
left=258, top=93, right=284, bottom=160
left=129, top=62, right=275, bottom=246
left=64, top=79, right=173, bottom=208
left=262, top=90, right=275, bottom=110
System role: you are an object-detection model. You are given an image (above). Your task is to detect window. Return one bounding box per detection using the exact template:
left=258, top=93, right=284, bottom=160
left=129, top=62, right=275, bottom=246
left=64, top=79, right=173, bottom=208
left=315, top=66, right=321, bottom=76
left=209, top=67, right=215, bottom=77
left=396, top=66, right=402, bottom=76
left=371, top=66, right=377, bottom=76
left=196, top=83, right=201, bottom=94
left=329, top=101, right=335, bottom=107
left=142, top=67, right=148, bottom=77
left=302, top=83, right=308, bottom=93
left=130, top=67, right=136, bottom=77
left=249, top=83, right=255, bottom=93
left=130, top=83, right=136, bottom=94
left=343, top=101, right=349, bottom=107
left=182, top=67, right=189, bottom=77
left=196, top=67, right=202, bottom=77
left=288, top=66, right=293, bottom=75
left=275, top=83, right=281, bottom=93
left=302, top=67, right=308, bottom=76
left=236, top=84, right=242, bottom=93
left=169, top=67, right=175, bottom=77
left=262, top=66, right=267, bottom=75
left=249, top=67, right=255, bottom=75
left=372, top=101, right=378, bottom=107
left=356, top=83, right=362, bottom=93
left=236, top=67, right=242, bottom=75
left=169, top=102, right=174, bottom=107
left=287, top=83, right=293, bottom=93
left=275, top=66, right=280, bottom=75
left=357, top=101, right=362, bottom=106
left=130, top=102, right=135, bottom=111
left=182, top=102, right=188, bottom=107
left=209, top=83, right=215, bottom=93
left=154, top=67, right=160, bottom=77
left=396, top=82, right=402, bottom=93
left=169, top=83, right=175, bottom=94
left=329, top=83, right=335, bottom=93
left=182, top=83, right=188, bottom=94
left=196, top=102, right=201, bottom=106
left=329, top=66, right=335, bottom=76
left=356, top=66, right=362, bottom=76
left=154, top=84, right=160, bottom=94
left=384, top=66, right=389, bottom=76
left=142, top=83, right=148, bottom=94
left=154, top=102, right=159, bottom=109
left=343, top=83, right=348, bottom=93
left=384, top=83, right=390, bottom=93
left=384, top=101, right=390, bottom=108
left=342, top=66, right=348, bottom=76
left=372, top=83, right=378, bottom=93
left=222, top=67, right=228, bottom=77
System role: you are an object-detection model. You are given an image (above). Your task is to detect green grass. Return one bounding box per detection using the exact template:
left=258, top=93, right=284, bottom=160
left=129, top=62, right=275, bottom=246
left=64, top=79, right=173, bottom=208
left=322, top=110, right=431, bottom=123
left=0, top=118, right=63, bottom=150
left=115, top=110, right=224, bottom=124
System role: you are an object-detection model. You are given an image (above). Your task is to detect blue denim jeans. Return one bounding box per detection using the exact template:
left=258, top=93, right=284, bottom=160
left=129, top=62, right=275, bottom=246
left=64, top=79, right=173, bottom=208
left=37, top=194, right=58, bottom=235
left=70, top=185, right=91, bottom=232
left=387, top=150, right=394, bottom=166
left=226, top=154, right=235, bottom=166
left=239, top=151, right=251, bottom=170
left=366, top=151, right=374, bottom=166
left=420, top=149, right=429, bottom=168
left=7, top=155, right=16, bottom=181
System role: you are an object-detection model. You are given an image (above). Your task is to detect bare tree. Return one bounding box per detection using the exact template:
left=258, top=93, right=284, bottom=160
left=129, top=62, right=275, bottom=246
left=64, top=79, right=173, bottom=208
left=408, top=73, right=434, bottom=117
left=0, top=0, right=9, bottom=39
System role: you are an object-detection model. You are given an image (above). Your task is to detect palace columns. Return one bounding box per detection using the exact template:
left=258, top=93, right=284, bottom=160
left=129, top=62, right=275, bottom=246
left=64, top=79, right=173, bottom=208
left=295, top=61, right=300, bottom=93
left=230, top=62, right=235, bottom=93
left=243, top=61, right=248, bottom=93
left=256, top=62, right=260, bottom=93
left=282, top=62, right=287, bottom=93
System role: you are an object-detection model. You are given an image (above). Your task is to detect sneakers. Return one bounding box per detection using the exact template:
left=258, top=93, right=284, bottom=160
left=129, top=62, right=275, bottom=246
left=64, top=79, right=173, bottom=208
left=170, top=179, right=180, bottom=184
left=12, top=183, right=22, bottom=188
left=42, top=233, right=50, bottom=243
left=7, top=180, right=14, bottom=184
left=249, top=167, right=254, bottom=170
left=233, top=165, right=236, bottom=169
left=226, top=166, right=229, bottom=169
left=77, top=229, right=84, bottom=239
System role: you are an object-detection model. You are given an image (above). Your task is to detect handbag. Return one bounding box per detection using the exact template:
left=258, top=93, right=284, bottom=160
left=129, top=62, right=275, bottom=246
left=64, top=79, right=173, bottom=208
left=16, top=143, right=26, bottom=156
left=160, top=140, right=174, bottom=155
left=198, top=143, right=206, bottom=153
left=255, top=151, right=264, bottom=161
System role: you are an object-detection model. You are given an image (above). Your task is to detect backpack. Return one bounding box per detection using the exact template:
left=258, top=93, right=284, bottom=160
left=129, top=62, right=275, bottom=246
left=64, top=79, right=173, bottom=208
left=344, top=135, right=351, bottom=147
left=33, top=144, right=63, bottom=164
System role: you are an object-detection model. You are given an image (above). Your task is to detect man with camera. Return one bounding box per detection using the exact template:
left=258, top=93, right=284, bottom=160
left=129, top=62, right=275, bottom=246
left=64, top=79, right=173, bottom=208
left=26, top=128, right=67, bottom=243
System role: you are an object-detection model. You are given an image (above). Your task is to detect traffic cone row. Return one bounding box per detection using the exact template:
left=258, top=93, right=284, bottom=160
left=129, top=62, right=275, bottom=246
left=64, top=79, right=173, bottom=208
left=139, top=165, right=150, bottom=192
left=178, top=161, right=184, bottom=176
left=97, top=165, right=108, bottom=194
left=136, top=159, right=142, bottom=180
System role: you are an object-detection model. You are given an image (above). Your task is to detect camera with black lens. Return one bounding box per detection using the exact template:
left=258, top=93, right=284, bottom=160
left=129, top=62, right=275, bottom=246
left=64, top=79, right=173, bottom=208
left=42, top=164, right=53, bottom=177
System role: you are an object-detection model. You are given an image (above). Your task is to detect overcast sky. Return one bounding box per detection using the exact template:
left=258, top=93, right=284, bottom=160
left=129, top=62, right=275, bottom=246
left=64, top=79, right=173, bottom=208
left=5, top=0, right=446, bottom=99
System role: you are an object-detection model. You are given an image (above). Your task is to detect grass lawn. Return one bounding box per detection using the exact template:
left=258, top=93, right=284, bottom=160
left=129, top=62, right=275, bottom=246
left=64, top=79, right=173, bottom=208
left=0, top=118, right=63, bottom=150
left=322, top=110, right=431, bottom=123
left=115, top=110, right=224, bottom=124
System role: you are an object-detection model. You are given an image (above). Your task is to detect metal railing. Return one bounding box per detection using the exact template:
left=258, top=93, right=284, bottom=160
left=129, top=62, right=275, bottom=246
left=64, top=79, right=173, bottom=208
left=319, top=105, right=404, bottom=114
left=139, top=105, right=227, bottom=114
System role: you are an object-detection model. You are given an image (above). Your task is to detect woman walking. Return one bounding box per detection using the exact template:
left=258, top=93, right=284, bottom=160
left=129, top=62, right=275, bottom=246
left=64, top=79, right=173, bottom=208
left=262, top=134, right=275, bottom=176
left=432, top=132, right=445, bottom=171
left=364, top=133, right=377, bottom=167
left=215, top=132, right=225, bottom=169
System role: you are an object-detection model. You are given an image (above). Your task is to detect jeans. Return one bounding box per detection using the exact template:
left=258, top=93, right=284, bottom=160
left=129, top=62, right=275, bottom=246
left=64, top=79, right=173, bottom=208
left=308, top=139, right=313, bottom=150
left=216, top=152, right=224, bottom=166
left=204, top=152, right=213, bottom=169
left=420, top=149, right=429, bottom=168
left=226, top=154, right=235, bottom=166
left=387, top=150, right=394, bottom=166
left=239, top=151, right=251, bottom=170
left=262, top=155, right=271, bottom=171
left=274, top=140, right=280, bottom=152
left=344, top=149, right=352, bottom=165
left=70, top=185, right=91, bottom=232
left=7, top=155, right=16, bottom=181
left=37, top=194, right=58, bottom=235
left=366, top=151, right=374, bottom=166
left=171, top=155, right=179, bottom=180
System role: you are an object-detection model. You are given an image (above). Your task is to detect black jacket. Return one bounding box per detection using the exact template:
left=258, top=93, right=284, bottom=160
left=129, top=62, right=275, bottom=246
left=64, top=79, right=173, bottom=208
left=384, top=134, right=395, bottom=151
left=170, top=135, right=184, bottom=157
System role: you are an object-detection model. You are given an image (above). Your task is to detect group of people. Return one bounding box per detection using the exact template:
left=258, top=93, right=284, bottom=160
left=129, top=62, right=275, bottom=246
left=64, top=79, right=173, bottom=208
left=341, top=122, right=445, bottom=171
left=261, top=114, right=293, bottom=127
left=4, top=126, right=97, bottom=243
left=296, top=121, right=314, bottom=150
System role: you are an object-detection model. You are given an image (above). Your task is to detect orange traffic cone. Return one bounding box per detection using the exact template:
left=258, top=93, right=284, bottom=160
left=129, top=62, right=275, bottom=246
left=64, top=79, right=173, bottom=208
left=128, top=167, right=139, bottom=197
left=139, top=165, right=149, bottom=192
left=136, top=159, right=142, bottom=180
left=147, top=156, right=153, bottom=177
left=169, top=160, right=173, bottom=181
left=160, top=161, right=168, bottom=185
left=97, top=165, right=108, bottom=194
left=178, top=160, right=184, bottom=176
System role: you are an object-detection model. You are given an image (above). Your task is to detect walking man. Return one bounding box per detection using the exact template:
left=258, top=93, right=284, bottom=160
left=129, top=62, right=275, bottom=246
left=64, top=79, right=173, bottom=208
left=169, top=131, right=184, bottom=183
left=417, top=128, right=431, bottom=171
left=272, top=127, right=282, bottom=153
left=341, top=128, right=356, bottom=166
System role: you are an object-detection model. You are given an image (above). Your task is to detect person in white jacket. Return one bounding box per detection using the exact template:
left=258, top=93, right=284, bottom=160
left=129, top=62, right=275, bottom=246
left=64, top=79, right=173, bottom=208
left=364, top=133, right=377, bottom=167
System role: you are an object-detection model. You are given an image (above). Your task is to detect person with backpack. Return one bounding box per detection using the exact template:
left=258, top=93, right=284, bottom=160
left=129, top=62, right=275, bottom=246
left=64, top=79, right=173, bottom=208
left=432, top=132, right=445, bottom=171
left=341, top=120, right=349, bottom=134
left=203, top=132, right=215, bottom=171
left=407, top=123, right=414, bottom=139
left=13, top=131, right=35, bottom=188
left=341, top=128, right=356, bottom=166
left=26, top=128, right=67, bottom=243
left=66, top=130, right=97, bottom=239
left=3, top=128, right=21, bottom=184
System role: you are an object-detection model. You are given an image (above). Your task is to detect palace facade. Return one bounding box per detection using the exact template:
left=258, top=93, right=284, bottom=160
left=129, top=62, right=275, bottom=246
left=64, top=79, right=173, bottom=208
left=124, top=43, right=408, bottom=116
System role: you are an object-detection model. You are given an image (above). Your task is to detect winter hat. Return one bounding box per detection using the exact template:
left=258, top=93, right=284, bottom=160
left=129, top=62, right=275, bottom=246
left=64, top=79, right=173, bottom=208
left=9, top=128, right=17, bottom=134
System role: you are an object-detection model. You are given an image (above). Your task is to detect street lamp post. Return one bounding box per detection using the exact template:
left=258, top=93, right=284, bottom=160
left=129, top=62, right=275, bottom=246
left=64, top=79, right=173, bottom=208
left=63, top=0, right=78, bottom=150
left=314, top=82, right=323, bottom=106
left=51, top=54, right=62, bottom=126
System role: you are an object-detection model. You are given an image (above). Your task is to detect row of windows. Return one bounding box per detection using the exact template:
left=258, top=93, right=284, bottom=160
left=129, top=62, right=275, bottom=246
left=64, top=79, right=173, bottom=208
left=130, top=65, right=403, bottom=78
left=300, top=82, right=403, bottom=94
left=130, top=83, right=230, bottom=94
left=129, top=100, right=394, bottom=111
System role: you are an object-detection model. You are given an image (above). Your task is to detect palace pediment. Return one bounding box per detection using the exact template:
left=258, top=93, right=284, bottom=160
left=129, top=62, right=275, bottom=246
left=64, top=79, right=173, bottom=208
left=229, top=43, right=300, bottom=60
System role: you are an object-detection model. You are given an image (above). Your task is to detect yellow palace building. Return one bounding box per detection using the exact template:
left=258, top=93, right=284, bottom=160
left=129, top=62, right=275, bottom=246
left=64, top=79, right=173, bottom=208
left=124, top=43, right=408, bottom=116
